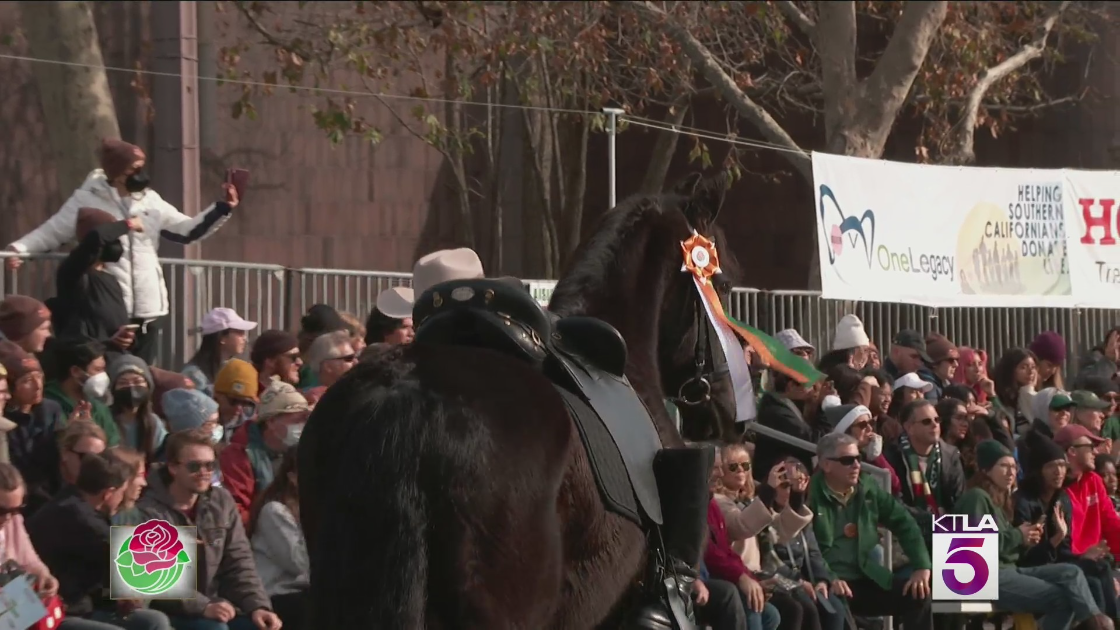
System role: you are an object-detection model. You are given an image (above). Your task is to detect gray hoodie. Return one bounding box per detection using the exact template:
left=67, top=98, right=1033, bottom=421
left=136, top=468, right=271, bottom=616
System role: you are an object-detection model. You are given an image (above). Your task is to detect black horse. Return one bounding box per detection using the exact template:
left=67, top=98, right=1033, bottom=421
left=299, top=172, right=742, bottom=629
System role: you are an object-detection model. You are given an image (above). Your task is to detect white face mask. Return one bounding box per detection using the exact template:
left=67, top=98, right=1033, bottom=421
left=210, top=425, right=225, bottom=444
left=82, top=372, right=110, bottom=400
left=284, top=423, right=305, bottom=447
left=863, top=433, right=884, bottom=460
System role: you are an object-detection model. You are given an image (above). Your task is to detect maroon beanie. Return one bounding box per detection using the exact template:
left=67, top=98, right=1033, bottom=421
left=250, top=330, right=300, bottom=368
left=0, top=296, right=50, bottom=341
left=99, top=139, right=145, bottom=181
left=76, top=207, right=118, bottom=242
left=0, top=340, right=41, bottom=385
left=1030, top=331, right=1067, bottom=365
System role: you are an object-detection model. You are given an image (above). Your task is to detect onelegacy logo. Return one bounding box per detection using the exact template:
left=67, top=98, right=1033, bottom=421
left=819, top=184, right=876, bottom=267
left=931, top=514, right=999, bottom=601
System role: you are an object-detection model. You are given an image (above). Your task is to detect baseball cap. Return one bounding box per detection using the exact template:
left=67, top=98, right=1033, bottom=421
left=893, top=330, right=932, bottom=363
left=1071, top=390, right=1111, bottom=410
left=1049, top=393, right=1076, bottom=410
left=1053, top=424, right=1105, bottom=450
left=200, top=308, right=258, bottom=336
left=893, top=372, right=934, bottom=393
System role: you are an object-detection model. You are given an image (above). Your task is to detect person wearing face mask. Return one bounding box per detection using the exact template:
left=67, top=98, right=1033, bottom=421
left=221, top=379, right=309, bottom=526
left=4, top=139, right=240, bottom=365
left=52, top=208, right=144, bottom=360
left=107, top=355, right=167, bottom=465
left=43, top=337, right=121, bottom=447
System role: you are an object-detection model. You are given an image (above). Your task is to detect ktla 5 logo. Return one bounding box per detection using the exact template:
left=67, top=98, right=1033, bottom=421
left=931, top=514, right=999, bottom=601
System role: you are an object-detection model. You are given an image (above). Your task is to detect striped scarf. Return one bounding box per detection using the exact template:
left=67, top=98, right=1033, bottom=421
left=899, top=433, right=942, bottom=515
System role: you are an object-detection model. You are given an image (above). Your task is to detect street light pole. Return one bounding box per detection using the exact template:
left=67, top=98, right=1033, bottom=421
left=603, top=107, right=625, bottom=209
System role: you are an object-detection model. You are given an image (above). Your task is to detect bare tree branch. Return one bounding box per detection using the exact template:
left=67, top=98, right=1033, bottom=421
left=775, top=1, right=815, bottom=36
left=943, top=0, right=1071, bottom=164
left=621, top=0, right=811, bottom=179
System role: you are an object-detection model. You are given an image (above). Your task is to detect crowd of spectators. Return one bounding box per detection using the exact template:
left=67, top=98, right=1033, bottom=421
left=688, top=316, right=1120, bottom=630
left=5, top=138, right=1120, bottom=629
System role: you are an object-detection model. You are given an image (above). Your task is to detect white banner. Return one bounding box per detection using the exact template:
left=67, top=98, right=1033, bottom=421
left=1064, top=170, right=1120, bottom=308
left=814, top=152, right=1071, bottom=307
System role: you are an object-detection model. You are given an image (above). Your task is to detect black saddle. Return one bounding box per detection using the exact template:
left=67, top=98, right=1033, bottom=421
left=413, top=277, right=664, bottom=526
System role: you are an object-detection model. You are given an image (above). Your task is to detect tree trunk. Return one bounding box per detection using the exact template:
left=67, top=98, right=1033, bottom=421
left=640, top=101, right=689, bottom=195
left=19, top=1, right=121, bottom=193
left=560, top=110, right=590, bottom=267
left=443, top=56, right=475, bottom=248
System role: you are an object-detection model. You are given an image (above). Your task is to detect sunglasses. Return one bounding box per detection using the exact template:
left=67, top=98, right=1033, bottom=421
left=850, top=421, right=872, bottom=431
left=726, top=462, right=751, bottom=473
left=0, top=504, right=25, bottom=517
left=183, top=460, right=217, bottom=474
left=915, top=417, right=940, bottom=426
left=829, top=455, right=860, bottom=467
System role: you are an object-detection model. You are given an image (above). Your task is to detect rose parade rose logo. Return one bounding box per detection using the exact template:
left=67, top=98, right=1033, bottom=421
left=111, top=520, right=196, bottom=598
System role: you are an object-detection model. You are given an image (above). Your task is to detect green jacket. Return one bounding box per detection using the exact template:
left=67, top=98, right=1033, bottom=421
left=44, top=381, right=121, bottom=447
left=808, top=471, right=931, bottom=589
left=953, top=486, right=1022, bottom=567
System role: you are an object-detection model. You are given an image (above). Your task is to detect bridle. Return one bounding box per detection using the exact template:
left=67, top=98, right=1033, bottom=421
left=669, top=289, right=731, bottom=407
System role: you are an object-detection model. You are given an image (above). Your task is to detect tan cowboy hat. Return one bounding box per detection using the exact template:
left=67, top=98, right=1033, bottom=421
left=377, top=248, right=485, bottom=319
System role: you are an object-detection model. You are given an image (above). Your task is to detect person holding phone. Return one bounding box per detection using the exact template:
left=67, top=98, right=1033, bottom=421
left=4, top=139, right=241, bottom=365
left=52, top=208, right=144, bottom=363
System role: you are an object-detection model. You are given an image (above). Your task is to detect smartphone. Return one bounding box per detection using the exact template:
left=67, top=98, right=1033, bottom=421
left=226, top=168, right=250, bottom=200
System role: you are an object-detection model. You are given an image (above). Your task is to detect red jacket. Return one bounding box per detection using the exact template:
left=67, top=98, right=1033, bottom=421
left=218, top=423, right=259, bottom=526
left=1066, top=470, right=1120, bottom=557
left=702, top=497, right=755, bottom=584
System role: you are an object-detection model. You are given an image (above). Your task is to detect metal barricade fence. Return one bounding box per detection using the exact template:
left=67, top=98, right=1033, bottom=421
left=4, top=253, right=1120, bottom=373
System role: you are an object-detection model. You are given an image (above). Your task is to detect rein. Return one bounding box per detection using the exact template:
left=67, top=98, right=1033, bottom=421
left=670, top=293, right=730, bottom=407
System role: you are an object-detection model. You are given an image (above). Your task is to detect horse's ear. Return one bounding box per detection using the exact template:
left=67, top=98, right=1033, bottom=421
left=684, top=171, right=730, bottom=229
left=672, top=172, right=703, bottom=197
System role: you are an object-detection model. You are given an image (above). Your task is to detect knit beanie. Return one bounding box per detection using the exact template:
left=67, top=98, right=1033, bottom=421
left=213, top=358, right=260, bottom=401
left=258, top=378, right=310, bottom=421
left=0, top=296, right=50, bottom=342
left=975, top=439, right=1013, bottom=472
left=161, top=388, right=220, bottom=433
left=832, top=315, right=870, bottom=351
left=925, top=332, right=959, bottom=364
left=0, top=340, right=40, bottom=386
left=108, top=355, right=154, bottom=390
left=250, top=330, right=299, bottom=368
left=150, top=367, right=196, bottom=418
left=1029, top=331, right=1067, bottom=366
left=1023, top=431, right=1066, bottom=475
left=75, top=208, right=118, bottom=242
left=99, top=139, right=145, bottom=181
left=825, top=404, right=872, bottom=434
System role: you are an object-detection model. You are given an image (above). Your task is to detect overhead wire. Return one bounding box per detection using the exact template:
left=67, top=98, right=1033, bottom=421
left=0, top=51, right=806, bottom=156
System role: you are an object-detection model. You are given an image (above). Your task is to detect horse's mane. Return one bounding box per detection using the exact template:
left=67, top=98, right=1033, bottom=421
left=549, top=192, right=687, bottom=318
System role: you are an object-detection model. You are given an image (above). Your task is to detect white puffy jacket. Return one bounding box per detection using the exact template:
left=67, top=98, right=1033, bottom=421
left=7, top=170, right=232, bottom=319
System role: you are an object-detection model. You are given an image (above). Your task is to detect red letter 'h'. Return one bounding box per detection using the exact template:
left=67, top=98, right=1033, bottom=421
left=1081, top=198, right=1116, bottom=245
